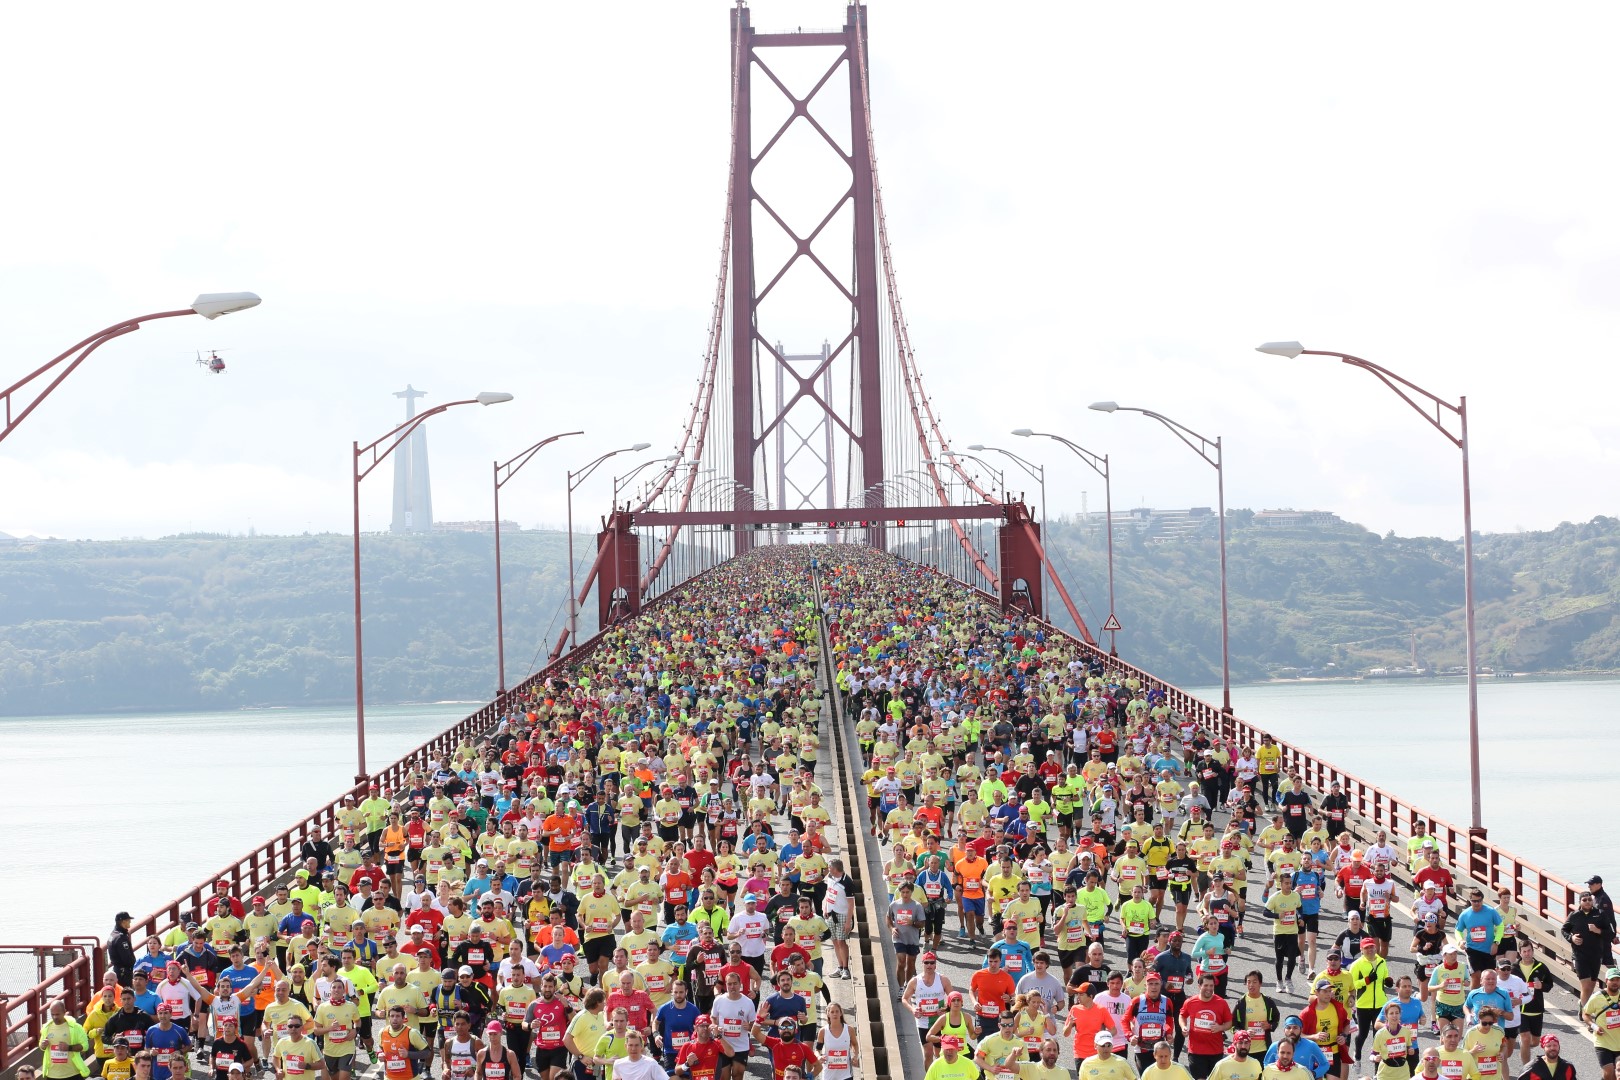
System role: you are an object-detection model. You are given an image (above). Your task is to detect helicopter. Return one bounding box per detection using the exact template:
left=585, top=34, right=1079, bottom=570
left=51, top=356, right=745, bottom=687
left=196, top=349, right=229, bottom=374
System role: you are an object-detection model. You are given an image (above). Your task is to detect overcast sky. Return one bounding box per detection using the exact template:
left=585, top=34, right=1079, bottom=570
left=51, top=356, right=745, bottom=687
left=3, top=1, right=1616, bottom=542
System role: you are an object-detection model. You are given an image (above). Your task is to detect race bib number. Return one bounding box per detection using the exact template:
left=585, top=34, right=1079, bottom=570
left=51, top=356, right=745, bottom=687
left=385, top=1055, right=409, bottom=1076
left=1298, top=884, right=1317, bottom=900
left=1469, top=927, right=1488, bottom=943
left=1369, top=898, right=1389, bottom=917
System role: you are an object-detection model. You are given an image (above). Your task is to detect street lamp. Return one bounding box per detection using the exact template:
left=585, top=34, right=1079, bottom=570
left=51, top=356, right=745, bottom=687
left=613, top=454, right=683, bottom=507
left=1257, top=340, right=1485, bottom=833
left=352, top=391, right=514, bottom=782
left=1088, top=401, right=1231, bottom=710
left=566, top=443, right=651, bottom=649
left=492, top=430, right=584, bottom=697
left=969, top=444, right=1046, bottom=522
left=1, top=293, right=262, bottom=445
left=926, top=456, right=1004, bottom=498
left=1010, top=429, right=1119, bottom=656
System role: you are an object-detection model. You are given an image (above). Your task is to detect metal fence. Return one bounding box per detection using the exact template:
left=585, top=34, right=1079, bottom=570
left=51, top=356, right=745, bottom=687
left=0, top=559, right=740, bottom=1074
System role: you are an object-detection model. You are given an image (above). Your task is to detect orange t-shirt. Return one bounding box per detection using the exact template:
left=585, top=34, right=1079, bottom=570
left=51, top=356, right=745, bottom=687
left=970, top=969, right=1016, bottom=1019
left=543, top=814, right=579, bottom=853
left=955, top=857, right=989, bottom=899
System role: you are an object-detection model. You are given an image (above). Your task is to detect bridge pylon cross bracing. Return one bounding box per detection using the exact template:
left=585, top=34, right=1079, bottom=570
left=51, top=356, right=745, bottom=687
left=552, top=4, right=1096, bottom=661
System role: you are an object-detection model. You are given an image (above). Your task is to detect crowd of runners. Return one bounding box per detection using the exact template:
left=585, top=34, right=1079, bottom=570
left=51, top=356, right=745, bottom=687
left=36, top=545, right=1620, bottom=1080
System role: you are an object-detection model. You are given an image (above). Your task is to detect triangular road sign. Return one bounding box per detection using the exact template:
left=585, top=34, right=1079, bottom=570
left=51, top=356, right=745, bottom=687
left=1102, top=614, right=1123, bottom=632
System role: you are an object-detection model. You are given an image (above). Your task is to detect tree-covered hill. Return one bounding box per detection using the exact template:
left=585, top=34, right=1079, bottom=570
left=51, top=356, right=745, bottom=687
left=2, top=513, right=1616, bottom=714
left=1036, top=513, right=1620, bottom=685
left=0, top=531, right=583, bottom=715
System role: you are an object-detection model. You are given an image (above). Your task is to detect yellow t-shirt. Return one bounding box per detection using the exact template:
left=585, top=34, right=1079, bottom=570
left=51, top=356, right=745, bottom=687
left=1586, top=992, right=1620, bottom=1052
left=1371, top=1025, right=1419, bottom=1080
left=1209, top=1057, right=1263, bottom=1080
left=314, top=1000, right=359, bottom=1054
left=1265, top=892, right=1302, bottom=936
left=579, top=893, right=620, bottom=941
left=273, top=1036, right=321, bottom=1078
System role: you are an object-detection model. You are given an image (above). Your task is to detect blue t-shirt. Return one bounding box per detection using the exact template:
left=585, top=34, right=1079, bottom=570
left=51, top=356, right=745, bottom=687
left=1294, top=870, right=1325, bottom=916
left=655, top=999, right=701, bottom=1057
left=1455, top=906, right=1505, bottom=954
left=217, top=964, right=261, bottom=1015
left=762, top=990, right=807, bottom=1028
left=1464, top=988, right=1513, bottom=1017
left=144, top=1024, right=191, bottom=1080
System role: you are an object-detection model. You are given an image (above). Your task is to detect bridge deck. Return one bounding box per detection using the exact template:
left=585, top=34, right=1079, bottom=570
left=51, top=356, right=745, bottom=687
left=5, top=545, right=1603, bottom=1080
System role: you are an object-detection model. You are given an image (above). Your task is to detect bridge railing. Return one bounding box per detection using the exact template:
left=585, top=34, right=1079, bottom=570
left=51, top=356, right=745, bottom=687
left=0, top=942, right=99, bottom=1075
left=3, top=554, right=740, bottom=1075
left=949, top=571, right=1583, bottom=928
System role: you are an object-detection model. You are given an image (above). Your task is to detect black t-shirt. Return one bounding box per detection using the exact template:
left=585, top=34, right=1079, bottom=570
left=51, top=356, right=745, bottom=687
left=211, top=1037, right=254, bottom=1079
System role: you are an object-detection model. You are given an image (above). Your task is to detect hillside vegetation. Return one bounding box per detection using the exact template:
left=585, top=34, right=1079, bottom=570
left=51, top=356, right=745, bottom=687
left=0, top=531, right=584, bottom=715
left=1, top=514, right=1616, bottom=714
left=1037, top=513, right=1620, bottom=685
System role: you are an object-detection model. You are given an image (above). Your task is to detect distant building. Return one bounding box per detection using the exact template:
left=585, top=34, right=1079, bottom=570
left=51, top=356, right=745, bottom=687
left=1254, top=508, right=1342, bottom=529
left=390, top=386, right=433, bottom=533
left=432, top=520, right=520, bottom=534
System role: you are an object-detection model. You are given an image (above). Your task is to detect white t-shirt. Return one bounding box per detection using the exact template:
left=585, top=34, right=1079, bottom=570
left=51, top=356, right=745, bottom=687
left=822, top=877, right=850, bottom=918
left=728, top=912, right=770, bottom=957
left=710, top=994, right=757, bottom=1053
left=607, top=1057, right=668, bottom=1080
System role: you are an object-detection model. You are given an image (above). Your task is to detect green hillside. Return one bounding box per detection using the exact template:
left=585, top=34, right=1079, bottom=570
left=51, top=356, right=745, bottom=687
left=1035, top=513, right=1620, bottom=685
left=1, top=513, right=1616, bottom=714
left=0, top=531, right=585, bottom=715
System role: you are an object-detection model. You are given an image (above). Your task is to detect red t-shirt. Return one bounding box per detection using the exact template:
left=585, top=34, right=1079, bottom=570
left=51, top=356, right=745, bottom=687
left=1414, top=866, right=1454, bottom=894
left=1179, top=995, right=1233, bottom=1056
left=718, top=962, right=758, bottom=999
left=528, top=998, right=568, bottom=1048
left=763, top=1037, right=818, bottom=1080
left=686, top=849, right=717, bottom=880
left=769, top=943, right=811, bottom=974
left=675, top=1039, right=723, bottom=1080
left=1336, top=863, right=1373, bottom=898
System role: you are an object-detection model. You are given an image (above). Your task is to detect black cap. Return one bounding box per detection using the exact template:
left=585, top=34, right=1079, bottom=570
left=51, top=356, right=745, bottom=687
left=1590, top=875, right=1605, bottom=885
left=115, top=911, right=132, bottom=922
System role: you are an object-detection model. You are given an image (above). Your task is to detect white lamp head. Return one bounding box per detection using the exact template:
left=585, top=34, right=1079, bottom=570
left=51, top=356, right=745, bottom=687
left=1011, top=428, right=1035, bottom=437
left=1256, top=341, right=1305, bottom=359
left=1088, top=401, right=1119, bottom=413
left=475, top=392, right=515, bottom=406
left=630, top=442, right=652, bottom=451
left=191, top=292, right=261, bottom=320
left=967, top=444, right=986, bottom=451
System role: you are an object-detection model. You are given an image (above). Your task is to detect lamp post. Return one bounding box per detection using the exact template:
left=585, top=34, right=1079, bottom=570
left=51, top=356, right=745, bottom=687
left=565, top=443, right=651, bottom=649
left=1088, top=402, right=1230, bottom=709
left=1, top=293, right=262, bottom=445
left=353, top=391, right=514, bottom=782
left=1008, top=430, right=1119, bottom=656
left=926, top=455, right=1004, bottom=499
left=1258, top=341, right=1484, bottom=833
left=613, top=454, right=683, bottom=508
left=969, top=444, right=1046, bottom=524
left=492, top=430, right=583, bottom=697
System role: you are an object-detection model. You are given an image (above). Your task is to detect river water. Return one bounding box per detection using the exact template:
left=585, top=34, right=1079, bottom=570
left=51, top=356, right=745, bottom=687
left=1185, top=676, right=1620, bottom=883
left=4, top=679, right=1615, bottom=957
left=0, top=702, right=471, bottom=948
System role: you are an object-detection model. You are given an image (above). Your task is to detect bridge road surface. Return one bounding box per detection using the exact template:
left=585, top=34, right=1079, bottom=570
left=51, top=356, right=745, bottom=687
left=162, top=641, right=868, bottom=1080
left=840, top=717, right=1605, bottom=1078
